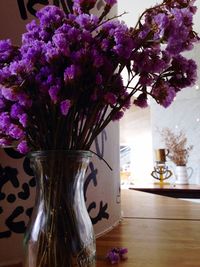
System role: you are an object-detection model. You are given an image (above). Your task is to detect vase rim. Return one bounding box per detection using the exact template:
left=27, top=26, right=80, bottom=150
left=27, top=150, right=92, bottom=158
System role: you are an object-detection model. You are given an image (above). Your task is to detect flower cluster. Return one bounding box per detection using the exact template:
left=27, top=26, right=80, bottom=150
left=161, top=128, right=193, bottom=166
left=0, top=0, right=199, bottom=153
left=106, top=247, right=128, bottom=264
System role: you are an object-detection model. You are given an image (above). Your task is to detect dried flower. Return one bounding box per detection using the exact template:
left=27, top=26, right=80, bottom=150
left=106, top=247, right=128, bottom=264
left=0, top=1, right=198, bottom=153
left=161, top=128, right=193, bottom=166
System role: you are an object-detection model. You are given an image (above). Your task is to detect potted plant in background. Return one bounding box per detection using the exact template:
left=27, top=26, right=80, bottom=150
left=0, top=0, right=199, bottom=266
left=161, top=128, right=193, bottom=184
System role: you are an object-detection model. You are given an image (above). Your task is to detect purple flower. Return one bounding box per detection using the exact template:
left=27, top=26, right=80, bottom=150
left=0, top=39, right=16, bottom=64
left=1, top=87, right=17, bottom=101
left=91, top=49, right=104, bottom=67
left=10, top=103, right=24, bottom=119
left=19, top=113, right=28, bottom=127
left=0, top=112, right=10, bottom=130
left=52, top=34, right=70, bottom=57
left=104, top=93, right=117, bottom=105
left=151, top=81, right=176, bottom=108
left=96, top=73, right=103, bottom=85
left=0, top=39, right=12, bottom=52
left=106, top=247, right=128, bottom=264
left=0, top=138, right=11, bottom=147
left=112, top=111, right=124, bottom=121
left=73, top=0, right=96, bottom=14
left=17, top=93, right=32, bottom=108
left=75, top=14, right=98, bottom=29
left=49, top=85, right=60, bottom=103
left=7, top=124, right=24, bottom=140
left=36, top=5, right=65, bottom=29
left=104, top=0, right=117, bottom=6
left=134, top=93, right=148, bottom=108
left=60, top=100, right=71, bottom=116
left=0, top=98, right=5, bottom=110
left=64, top=65, right=80, bottom=83
left=106, top=251, right=120, bottom=264
left=169, top=55, right=197, bottom=89
left=17, top=140, right=29, bottom=154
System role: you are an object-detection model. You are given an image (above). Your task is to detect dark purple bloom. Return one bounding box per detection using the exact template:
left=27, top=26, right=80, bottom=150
left=17, top=93, right=32, bottom=108
left=96, top=73, right=103, bottom=85
left=64, top=65, right=80, bottom=83
left=0, top=138, right=11, bottom=146
left=49, top=85, right=60, bottom=103
left=10, top=103, right=23, bottom=119
left=106, top=251, right=120, bottom=264
left=19, top=113, right=28, bottom=127
left=0, top=98, right=5, bottom=110
left=104, top=0, right=117, bottom=6
left=151, top=81, right=176, bottom=108
left=36, top=5, right=65, bottom=29
left=52, top=34, right=70, bottom=57
left=112, top=111, right=124, bottom=121
left=75, top=14, right=98, bottom=29
left=104, top=92, right=117, bottom=105
left=1, top=87, right=17, bottom=101
left=60, top=100, right=71, bottom=116
left=134, top=93, right=148, bottom=108
left=0, top=112, right=10, bottom=130
left=7, top=124, right=24, bottom=139
left=106, top=247, right=128, bottom=264
left=73, top=0, right=96, bottom=14
left=17, top=140, right=29, bottom=154
left=169, top=55, right=197, bottom=89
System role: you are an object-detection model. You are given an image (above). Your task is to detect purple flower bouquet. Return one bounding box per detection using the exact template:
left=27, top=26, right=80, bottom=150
left=0, top=1, right=199, bottom=267
left=0, top=0, right=198, bottom=154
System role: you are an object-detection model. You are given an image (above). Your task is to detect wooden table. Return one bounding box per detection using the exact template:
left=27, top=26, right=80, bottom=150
left=129, top=184, right=200, bottom=198
left=96, top=189, right=200, bottom=267
left=3, top=190, right=200, bottom=267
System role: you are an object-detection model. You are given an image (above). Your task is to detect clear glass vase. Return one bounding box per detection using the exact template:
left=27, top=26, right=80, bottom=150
left=24, top=150, right=96, bottom=267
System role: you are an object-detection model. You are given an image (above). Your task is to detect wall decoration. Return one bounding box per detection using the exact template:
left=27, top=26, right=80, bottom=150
left=0, top=131, right=110, bottom=240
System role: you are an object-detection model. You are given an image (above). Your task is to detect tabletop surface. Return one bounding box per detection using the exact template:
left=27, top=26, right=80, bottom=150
left=121, top=189, right=200, bottom=219
left=96, top=189, right=200, bottom=267
left=3, top=189, right=200, bottom=267
left=130, top=183, right=200, bottom=190
left=129, top=183, right=200, bottom=199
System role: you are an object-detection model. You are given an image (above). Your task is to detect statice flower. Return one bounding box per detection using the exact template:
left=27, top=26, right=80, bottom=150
left=134, top=93, right=148, bottom=108
left=36, top=5, right=65, bottom=29
left=0, top=1, right=198, bottom=153
left=73, top=0, right=96, bottom=14
left=17, top=140, right=29, bottom=154
left=0, top=39, right=17, bottom=65
left=60, top=100, right=71, bottom=116
left=151, top=81, right=177, bottom=108
left=104, top=0, right=117, bottom=7
left=106, top=247, right=128, bottom=264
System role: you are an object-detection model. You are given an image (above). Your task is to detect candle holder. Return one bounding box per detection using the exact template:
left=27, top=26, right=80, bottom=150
left=151, top=149, right=172, bottom=184
left=151, top=161, right=172, bottom=184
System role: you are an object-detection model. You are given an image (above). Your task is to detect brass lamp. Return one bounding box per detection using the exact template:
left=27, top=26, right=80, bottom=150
left=151, top=149, right=172, bottom=184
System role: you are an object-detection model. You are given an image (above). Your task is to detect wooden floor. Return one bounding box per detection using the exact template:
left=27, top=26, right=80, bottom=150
left=2, top=189, right=200, bottom=267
